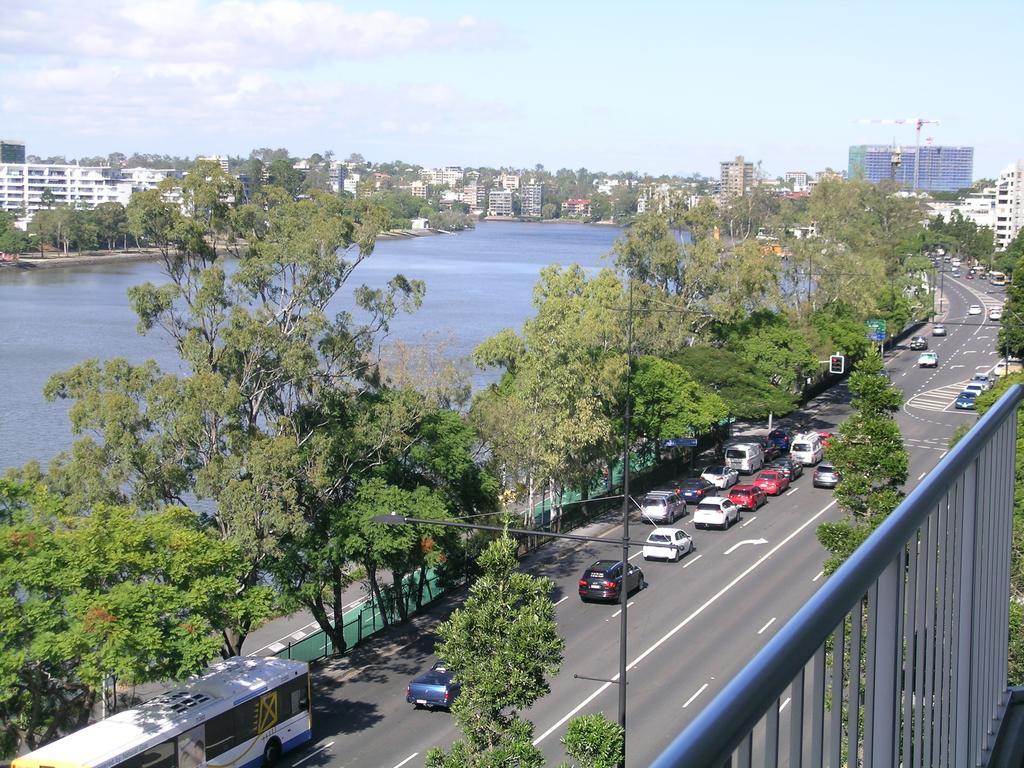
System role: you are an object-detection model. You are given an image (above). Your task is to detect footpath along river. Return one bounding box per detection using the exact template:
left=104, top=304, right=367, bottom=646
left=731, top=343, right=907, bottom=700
left=0, top=221, right=620, bottom=472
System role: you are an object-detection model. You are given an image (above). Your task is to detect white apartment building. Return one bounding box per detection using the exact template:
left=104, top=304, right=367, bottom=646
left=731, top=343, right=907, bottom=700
left=0, top=163, right=128, bottom=218
left=198, top=155, right=230, bottom=174
left=409, top=180, right=428, bottom=199
left=487, top=188, right=513, bottom=216
left=419, top=166, right=463, bottom=187
left=498, top=172, right=520, bottom=190
left=521, top=182, right=543, bottom=217
left=995, top=160, right=1024, bottom=250
left=784, top=171, right=809, bottom=192
left=461, top=184, right=485, bottom=209
left=342, top=172, right=360, bottom=196
left=927, top=187, right=997, bottom=231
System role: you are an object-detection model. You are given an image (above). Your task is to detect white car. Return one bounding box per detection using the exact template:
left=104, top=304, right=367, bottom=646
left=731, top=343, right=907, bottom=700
left=961, top=382, right=986, bottom=398
left=700, top=465, right=739, bottom=489
left=693, top=497, right=741, bottom=530
left=989, top=307, right=1003, bottom=321
left=968, top=304, right=982, bottom=315
left=969, top=374, right=993, bottom=390
left=642, top=527, right=694, bottom=562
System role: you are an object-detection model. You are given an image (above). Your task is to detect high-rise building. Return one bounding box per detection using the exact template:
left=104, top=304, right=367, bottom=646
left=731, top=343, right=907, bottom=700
left=520, top=182, right=543, bottom=218
left=848, top=145, right=973, bottom=192
left=487, top=188, right=513, bottom=216
left=461, top=184, right=485, bottom=210
left=720, top=156, right=754, bottom=197
left=1, top=140, right=26, bottom=164
left=994, top=160, right=1024, bottom=250
left=498, top=172, right=520, bottom=190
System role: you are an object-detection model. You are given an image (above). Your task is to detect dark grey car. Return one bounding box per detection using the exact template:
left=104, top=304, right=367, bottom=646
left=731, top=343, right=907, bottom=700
left=813, top=463, right=841, bottom=489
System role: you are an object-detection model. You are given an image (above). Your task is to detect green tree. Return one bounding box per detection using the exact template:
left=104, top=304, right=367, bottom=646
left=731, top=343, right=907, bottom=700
left=816, top=351, right=907, bottom=573
left=560, top=713, right=625, bottom=768
left=0, top=212, right=32, bottom=253
left=720, top=310, right=820, bottom=393
left=0, top=480, right=244, bottom=757
left=267, top=157, right=305, bottom=198
left=630, top=356, right=729, bottom=448
left=91, top=202, right=129, bottom=251
left=670, top=346, right=797, bottom=420
left=999, top=264, right=1024, bottom=360
left=424, top=535, right=563, bottom=768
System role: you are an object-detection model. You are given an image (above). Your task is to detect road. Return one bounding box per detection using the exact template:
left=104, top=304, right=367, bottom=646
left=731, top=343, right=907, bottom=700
left=267, top=270, right=1006, bottom=768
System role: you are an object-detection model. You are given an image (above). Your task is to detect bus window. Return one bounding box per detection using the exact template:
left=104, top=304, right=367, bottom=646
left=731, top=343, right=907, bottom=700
left=121, top=740, right=176, bottom=768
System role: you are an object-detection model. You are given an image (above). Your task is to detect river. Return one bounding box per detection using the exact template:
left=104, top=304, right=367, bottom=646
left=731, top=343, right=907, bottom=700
left=0, top=222, right=621, bottom=472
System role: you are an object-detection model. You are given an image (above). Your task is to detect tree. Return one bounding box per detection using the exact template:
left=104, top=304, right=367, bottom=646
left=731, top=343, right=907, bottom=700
left=816, top=351, right=907, bottom=573
left=670, top=346, right=797, bottom=420
left=91, top=202, right=129, bottom=251
left=1000, top=262, right=1024, bottom=361
left=0, top=480, right=244, bottom=757
left=719, top=310, right=820, bottom=394
left=424, top=535, right=564, bottom=768
left=629, top=356, right=729, bottom=449
left=267, top=157, right=305, bottom=198
left=0, top=212, right=31, bottom=253
left=560, top=713, right=625, bottom=768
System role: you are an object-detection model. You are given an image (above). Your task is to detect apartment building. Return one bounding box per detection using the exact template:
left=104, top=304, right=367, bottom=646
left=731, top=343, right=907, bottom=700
left=409, top=180, right=428, bottom=199
left=927, top=187, right=998, bottom=231
left=0, top=162, right=169, bottom=218
left=994, top=160, right=1024, bottom=250
left=462, top=184, right=485, bottom=210
left=198, top=155, right=230, bottom=174
left=487, top=188, right=513, bottom=216
left=520, top=182, right=543, bottom=217
left=784, top=171, right=809, bottom=193
left=563, top=198, right=591, bottom=217
left=498, top=172, right=520, bottom=190
left=420, top=166, right=463, bottom=187
left=720, top=155, right=754, bottom=197
left=848, top=145, right=973, bottom=192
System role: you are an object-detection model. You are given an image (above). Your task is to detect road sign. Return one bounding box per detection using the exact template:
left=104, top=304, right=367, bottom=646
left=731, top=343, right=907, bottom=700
left=866, top=318, right=887, bottom=341
left=663, top=437, right=699, bottom=448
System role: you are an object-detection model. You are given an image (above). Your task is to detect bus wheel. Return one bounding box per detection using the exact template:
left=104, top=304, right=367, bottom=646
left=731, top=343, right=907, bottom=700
left=263, top=738, right=283, bottom=767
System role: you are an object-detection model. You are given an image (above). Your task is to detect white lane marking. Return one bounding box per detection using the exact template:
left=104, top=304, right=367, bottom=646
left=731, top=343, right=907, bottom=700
left=785, top=487, right=798, bottom=496
left=724, top=538, right=768, bottom=554
left=289, top=631, right=307, bottom=641
left=902, top=371, right=909, bottom=377
left=533, top=500, right=838, bottom=746
left=628, top=551, right=643, bottom=560
left=683, top=683, right=709, bottom=708
left=682, top=554, right=703, bottom=569
left=917, top=471, right=927, bottom=480
left=741, top=515, right=757, bottom=527
left=813, top=570, right=824, bottom=582
left=609, top=601, right=635, bottom=619
left=940, top=451, right=948, bottom=459
left=757, top=617, right=777, bottom=635
left=554, top=595, right=569, bottom=606
left=392, top=753, right=419, bottom=768
left=294, top=742, right=336, bottom=766
left=780, top=697, right=792, bottom=712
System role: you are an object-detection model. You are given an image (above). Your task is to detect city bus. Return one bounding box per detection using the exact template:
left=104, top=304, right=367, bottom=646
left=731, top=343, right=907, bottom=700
left=990, top=271, right=1007, bottom=286
left=13, top=657, right=311, bottom=768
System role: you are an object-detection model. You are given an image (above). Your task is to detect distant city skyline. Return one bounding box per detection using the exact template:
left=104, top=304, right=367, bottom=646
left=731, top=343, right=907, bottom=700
left=2, top=0, right=1020, bottom=179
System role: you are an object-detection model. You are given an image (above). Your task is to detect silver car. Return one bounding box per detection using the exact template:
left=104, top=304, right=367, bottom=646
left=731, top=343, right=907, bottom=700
left=813, top=463, right=841, bottom=489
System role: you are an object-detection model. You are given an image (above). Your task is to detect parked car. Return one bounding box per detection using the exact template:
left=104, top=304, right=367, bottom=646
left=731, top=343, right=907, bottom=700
left=642, top=527, right=694, bottom=562
left=752, top=469, right=790, bottom=496
left=932, top=324, right=947, bottom=337
left=989, top=307, right=1003, bottom=321
left=676, top=477, right=715, bottom=503
left=961, top=382, right=986, bottom=398
left=767, top=429, right=792, bottom=453
left=955, top=392, right=978, bottom=410
left=638, top=490, right=686, bottom=525
left=701, top=464, right=739, bottom=489
left=578, top=560, right=644, bottom=602
left=769, top=457, right=803, bottom=481
left=407, top=661, right=460, bottom=710
left=909, top=336, right=929, bottom=350
left=812, top=463, right=841, bottom=489
left=968, top=304, right=982, bottom=315
left=729, top=483, right=767, bottom=510
left=693, top=496, right=741, bottom=530
left=969, top=373, right=993, bottom=391
left=918, top=352, right=939, bottom=368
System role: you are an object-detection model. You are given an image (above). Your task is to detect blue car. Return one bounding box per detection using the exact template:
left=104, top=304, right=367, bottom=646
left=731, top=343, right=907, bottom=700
left=955, top=392, right=977, bottom=410
left=676, top=477, right=715, bottom=503
left=406, top=660, right=460, bottom=710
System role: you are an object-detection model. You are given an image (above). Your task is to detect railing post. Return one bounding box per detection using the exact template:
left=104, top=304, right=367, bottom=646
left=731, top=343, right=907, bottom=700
left=955, top=459, right=978, bottom=765
left=868, top=555, right=901, bottom=767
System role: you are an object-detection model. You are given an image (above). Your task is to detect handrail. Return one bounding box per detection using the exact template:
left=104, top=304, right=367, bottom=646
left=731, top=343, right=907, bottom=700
left=651, top=383, right=1024, bottom=767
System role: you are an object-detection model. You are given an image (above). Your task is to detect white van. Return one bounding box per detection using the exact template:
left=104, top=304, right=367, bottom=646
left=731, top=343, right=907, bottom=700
left=790, top=433, right=824, bottom=466
left=723, top=442, right=764, bottom=475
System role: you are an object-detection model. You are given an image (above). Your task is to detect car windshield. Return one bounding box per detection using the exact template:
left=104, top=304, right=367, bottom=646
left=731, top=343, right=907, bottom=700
left=697, top=500, right=723, bottom=511
left=704, top=466, right=727, bottom=475
left=792, top=443, right=810, bottom=452
left=642, top=497, right=667, bottom=507
left=725, top=448, right=747, bottom=459
left=681, top=479, right=704, bottom=487
left=648, top=534, right=671, bottom=543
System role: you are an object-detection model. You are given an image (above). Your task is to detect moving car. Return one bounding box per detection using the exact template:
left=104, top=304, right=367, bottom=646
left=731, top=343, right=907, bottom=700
left=812, top=463, right=841, bottom=489
left=676, top=477, right=715, bottom=503
left=693, top=496, right=741, bottom=530
left=578, top=560, right=643, bottom=602
left=638, top=490, right=686, bottom=524
left=909, top=336, right=929, bottom=351
left=769, top=457, right=803, bottom=481
left=407, top=661, right=460, bottom=710
left=728, top=483, right=767, bottom=510
left=989, top=307, right=1003, bottom=321
left=752, top=469, right=790, bottom=496
left=932, top=324, right=947, bottom=337
left=642, top=527, right=694, bottom=562
left=968, top=304, right=982, bottom=315
left=955, top=391, right=978, bottom=410
left=918, top=352, right=939, bottom=368
left=701, top=464, right=739, bottom=489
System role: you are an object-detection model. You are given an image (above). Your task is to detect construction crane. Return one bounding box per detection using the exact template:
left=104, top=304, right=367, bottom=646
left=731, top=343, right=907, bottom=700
left=856, top=117, right=941, bottom=190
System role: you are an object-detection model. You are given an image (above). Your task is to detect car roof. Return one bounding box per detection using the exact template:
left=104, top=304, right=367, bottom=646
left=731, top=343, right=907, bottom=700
left=731, top=484, right=757, bottom=491
left=649, top=527, right=685, bottom=536
left=587, top=560, right=620, bottom=570
left=703, top=465, right=729, bottom=472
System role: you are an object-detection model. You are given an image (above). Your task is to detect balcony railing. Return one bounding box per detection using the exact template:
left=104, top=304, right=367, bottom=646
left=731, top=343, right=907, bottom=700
left=652, top=384, right=1023, bottom=768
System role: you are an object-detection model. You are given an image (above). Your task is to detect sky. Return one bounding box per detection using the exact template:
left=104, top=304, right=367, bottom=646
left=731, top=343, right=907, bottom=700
left=2, top=0, right=1021, bottom=179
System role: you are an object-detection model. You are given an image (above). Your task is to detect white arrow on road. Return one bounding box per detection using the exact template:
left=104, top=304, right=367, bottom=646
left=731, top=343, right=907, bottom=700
left=724, top=538, right=768, bottom=554
left=950, top=364, right=966, bottom=369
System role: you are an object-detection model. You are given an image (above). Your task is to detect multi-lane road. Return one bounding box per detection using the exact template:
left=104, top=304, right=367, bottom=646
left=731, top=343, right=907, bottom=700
left=270, top=271, right=1006, bottom=768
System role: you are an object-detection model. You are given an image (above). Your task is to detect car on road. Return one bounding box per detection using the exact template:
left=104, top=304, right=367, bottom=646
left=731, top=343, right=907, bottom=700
left=909, top=336, right=929, bottom=350
left=407, top=660, right=460, bottom=710
left=968, top=304, right=982, bottom=315
left=701, top=464, right=739, bottom=489
left=638, top=490, right=686, bottom=525
left=767, top=429, right=792, bottom=453
left=748, top=436, right=782, bottom=461
left=578, top=560, right=644, bottom=602
left=918, top=352, right=939, bottom=368
left=817, top=431, right=835, bottom=449
left=642, top=527, right=694, bottom=562
left=989, top=307, right=1003, bottom=321
left=969, top=373, right=993, bottom=391
left=752, top=469, right=790, bottom=496
left=932, top=324, right=947, bottom=337
left=769, top=457, right=803, bottom=481
left=676, top=477, right=715, bottom=503
left=693, top=496, right=741, bottom=530
left=955, top=392, right=978, bottom=410
left=812, top=463, right=841, bottom=489
left=728, top=483, right=767, bottom=510
left=966, top=271, right=975, bottom=279
left=951, top=269, right=961, bottom=278
left=961, top=382, right=986, bottom=398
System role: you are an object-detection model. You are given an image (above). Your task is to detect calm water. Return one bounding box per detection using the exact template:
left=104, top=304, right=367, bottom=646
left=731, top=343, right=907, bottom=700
left=0, top=222, right=621, bottom=472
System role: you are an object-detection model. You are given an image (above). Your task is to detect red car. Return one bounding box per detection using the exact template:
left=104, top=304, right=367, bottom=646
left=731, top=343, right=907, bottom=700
left=728, top=483, right=767, bottom=510
left=818, top=431, right=835, bottom=449
left=752, top=469, right=790, bottom=496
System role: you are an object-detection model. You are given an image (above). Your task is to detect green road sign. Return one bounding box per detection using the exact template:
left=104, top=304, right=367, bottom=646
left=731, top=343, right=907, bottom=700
left=866, top=319, right=887, bottom=341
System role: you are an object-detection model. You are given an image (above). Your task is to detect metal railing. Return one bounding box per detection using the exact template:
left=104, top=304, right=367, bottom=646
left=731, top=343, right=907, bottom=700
left=652, top=384, right=1023, bottom=768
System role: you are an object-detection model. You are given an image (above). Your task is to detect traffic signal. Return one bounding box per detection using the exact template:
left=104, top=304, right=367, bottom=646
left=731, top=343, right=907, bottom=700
left=829, top=355, right=845, bottom=374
